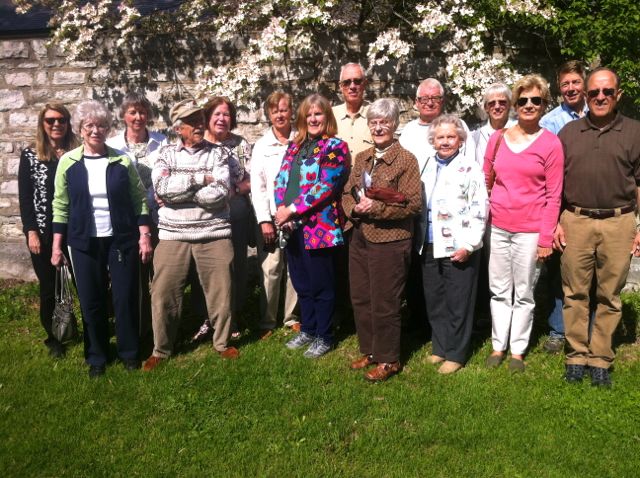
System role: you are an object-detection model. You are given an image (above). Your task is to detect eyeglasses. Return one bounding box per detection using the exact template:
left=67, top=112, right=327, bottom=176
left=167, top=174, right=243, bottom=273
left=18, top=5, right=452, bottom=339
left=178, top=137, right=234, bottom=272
left=487, top=100, right=508, bottom=108
left=417, top=96, right=443, bottom=105
left=82, top=123, right=108, bottom=132
left=340, top=78, right=364, bottom=87
left=516, top=96, right=543, bottom=107
left=587, top=88, right=616, bottom=99
left=44, top=117, right=68, bottom=125
left=368, top=120, right=391, bottom=131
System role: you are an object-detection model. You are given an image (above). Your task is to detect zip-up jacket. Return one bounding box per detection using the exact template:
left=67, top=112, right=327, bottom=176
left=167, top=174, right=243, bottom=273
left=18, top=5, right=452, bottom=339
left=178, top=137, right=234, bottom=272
left=52, top=145, right=150, bottom=251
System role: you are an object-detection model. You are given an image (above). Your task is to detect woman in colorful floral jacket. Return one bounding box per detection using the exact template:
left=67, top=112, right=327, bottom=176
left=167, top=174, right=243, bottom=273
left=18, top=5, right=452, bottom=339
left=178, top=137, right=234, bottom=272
left=274, top=93, right=350, bottom=359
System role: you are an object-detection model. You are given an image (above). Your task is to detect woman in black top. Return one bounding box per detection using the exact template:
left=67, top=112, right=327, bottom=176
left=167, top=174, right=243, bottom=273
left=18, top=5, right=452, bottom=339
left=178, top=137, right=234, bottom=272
left=18, top=103, right=78, bottom=357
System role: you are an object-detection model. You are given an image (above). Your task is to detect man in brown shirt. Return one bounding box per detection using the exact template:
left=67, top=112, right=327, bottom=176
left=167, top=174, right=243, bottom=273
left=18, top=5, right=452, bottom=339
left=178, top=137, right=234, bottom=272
left=554, top=67, right=640, bottom=387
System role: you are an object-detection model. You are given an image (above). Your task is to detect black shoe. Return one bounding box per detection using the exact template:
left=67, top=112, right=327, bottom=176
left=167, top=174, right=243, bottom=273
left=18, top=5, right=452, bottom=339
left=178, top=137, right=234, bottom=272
left=45, top=339, right=66, bottom=359
left=564, top=364, right=585, bottom=383
left=590, top=366, right=612, bottom=388
left=88, top=364, right=106, bottom=379
left=123, top=359, right=141, bottom=371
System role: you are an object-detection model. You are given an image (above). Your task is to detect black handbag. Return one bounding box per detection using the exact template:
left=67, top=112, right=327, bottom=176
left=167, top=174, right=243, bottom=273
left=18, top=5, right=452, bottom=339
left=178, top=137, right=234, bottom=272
left=51, top=264, right=78, bottom=343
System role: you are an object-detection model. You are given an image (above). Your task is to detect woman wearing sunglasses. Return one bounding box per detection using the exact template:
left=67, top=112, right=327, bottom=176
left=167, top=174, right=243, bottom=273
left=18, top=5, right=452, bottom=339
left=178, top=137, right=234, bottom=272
left=18, top=103, right=79, bottom=358
left=483, top=74, right=564, bottom=373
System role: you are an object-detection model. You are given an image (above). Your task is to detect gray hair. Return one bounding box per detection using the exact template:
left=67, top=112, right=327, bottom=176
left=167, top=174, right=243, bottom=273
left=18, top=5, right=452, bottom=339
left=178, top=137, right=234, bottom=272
left=118, top=91, right=154, bottom=121
left=72, top=100, right=112, bottom=134
left=417, top=78, right=445, bottom=98
left=366, top=98, right=400, bottom=131
left=481, top=82, right=512, bottom=107
left=340, top=62, right=366, bottom=80
left=428, top=114, right=467, bottom=144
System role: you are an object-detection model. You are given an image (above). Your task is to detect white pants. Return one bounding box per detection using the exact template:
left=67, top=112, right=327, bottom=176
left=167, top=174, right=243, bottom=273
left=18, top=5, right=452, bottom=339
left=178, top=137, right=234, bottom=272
left=488, top=226, right=541, bottom=355
left=256, top=234, right=299, bottom=330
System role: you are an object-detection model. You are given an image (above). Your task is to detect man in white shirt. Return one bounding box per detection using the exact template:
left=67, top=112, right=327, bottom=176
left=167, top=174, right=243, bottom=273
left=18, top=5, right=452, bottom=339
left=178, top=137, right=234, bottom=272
left=399, top=78, right=475, bottom=170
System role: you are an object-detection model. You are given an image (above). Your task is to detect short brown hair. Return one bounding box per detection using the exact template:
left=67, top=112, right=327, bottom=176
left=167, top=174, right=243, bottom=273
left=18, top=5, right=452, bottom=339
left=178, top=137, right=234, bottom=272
left=512, top=74, right=552, bottom=107
left=293, top=94, right=337, bottom=145
left=264, top=91, right=292, bottom=118
left=557, top=60, right=586, bottom=85
left=204, top=96, right=237, bottom=130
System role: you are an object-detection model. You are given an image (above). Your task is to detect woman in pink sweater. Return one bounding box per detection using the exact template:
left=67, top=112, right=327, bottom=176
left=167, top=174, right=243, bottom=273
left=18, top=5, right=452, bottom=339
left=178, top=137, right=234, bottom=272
left=483, top=74, right=564, bottom=372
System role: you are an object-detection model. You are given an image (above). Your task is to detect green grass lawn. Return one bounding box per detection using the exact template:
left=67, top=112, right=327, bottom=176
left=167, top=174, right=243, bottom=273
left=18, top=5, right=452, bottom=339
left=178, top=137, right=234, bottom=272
left=1, top=279, right=640, bottom=477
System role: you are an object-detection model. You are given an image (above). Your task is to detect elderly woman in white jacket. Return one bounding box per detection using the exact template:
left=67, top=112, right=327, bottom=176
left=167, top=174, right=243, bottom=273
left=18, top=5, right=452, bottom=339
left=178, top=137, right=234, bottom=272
left=416, top=114, right=488, bottom=374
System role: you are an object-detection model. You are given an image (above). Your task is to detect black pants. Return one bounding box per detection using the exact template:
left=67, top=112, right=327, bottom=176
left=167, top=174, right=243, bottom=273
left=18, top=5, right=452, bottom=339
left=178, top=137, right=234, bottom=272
left=70, top=237, right=139, bottom=367
left=421, top=244, right=479, bottom=364
left=29, top=240, right=56, bottom=343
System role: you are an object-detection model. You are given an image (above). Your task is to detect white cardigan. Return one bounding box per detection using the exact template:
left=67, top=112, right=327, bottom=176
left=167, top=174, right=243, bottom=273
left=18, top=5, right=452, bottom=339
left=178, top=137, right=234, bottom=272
left=415, top=152, right=488, bottom=258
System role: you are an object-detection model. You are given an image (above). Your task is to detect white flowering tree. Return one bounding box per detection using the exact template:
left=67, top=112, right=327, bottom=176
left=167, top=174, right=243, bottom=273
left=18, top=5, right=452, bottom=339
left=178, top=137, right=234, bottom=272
left=12, top=0, right=640, bottom=115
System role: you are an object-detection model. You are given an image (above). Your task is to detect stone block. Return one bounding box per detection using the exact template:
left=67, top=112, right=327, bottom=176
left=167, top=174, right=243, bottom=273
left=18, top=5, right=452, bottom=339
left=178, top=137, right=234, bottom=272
left=16, top=62, right=39, bottom=69
left=0, top=179, right=18, bottom=195
left=9, top=111, right=38, bottom=129
left=54, top=88, right=86, bottom=102
left=0, top=241, right=36, bottom=281
left=31, top=39, right=49, bottom=58
left=1, top=142, right=14, bottom=153
left=5, top=72, right=33, bottom=87
left=52, top=71, right=85, bottom=85
left=28, top=88, right=52, bottom=103
left=0, top=198, right=10, bottom=208
left=7, top=157, right=20, bottom=176
left=69, top=60, right=97, bottom=68
left=0, top=41, right=29, bottom=59
left=0, top=90, right=26, bottom=111
left=35, top=72, right=48, bottom=85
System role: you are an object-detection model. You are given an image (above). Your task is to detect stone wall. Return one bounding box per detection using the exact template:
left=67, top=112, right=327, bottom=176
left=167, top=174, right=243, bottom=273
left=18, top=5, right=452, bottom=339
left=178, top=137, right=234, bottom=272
left=2, top=35, right=640, bottom=287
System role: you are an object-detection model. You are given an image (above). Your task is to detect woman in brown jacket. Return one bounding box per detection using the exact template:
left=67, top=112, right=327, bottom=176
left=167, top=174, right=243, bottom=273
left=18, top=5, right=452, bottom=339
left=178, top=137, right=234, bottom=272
left=342, top=98, right=422, bottom=382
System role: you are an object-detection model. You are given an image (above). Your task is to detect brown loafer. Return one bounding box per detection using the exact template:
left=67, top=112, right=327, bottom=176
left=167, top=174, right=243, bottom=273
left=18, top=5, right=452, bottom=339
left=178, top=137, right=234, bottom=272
left=142, top=355, right=164, bottom=372
left=350, top=354, right=375, bottom=370
left=429, top=354, right=445, bottom=365
left=364, top=362, right=401, bottom=382
left=291, top=322, right=301, bottom=332
left=219, top=346, right=240, bottom=359
left=438, top=360, right=463, bottom=374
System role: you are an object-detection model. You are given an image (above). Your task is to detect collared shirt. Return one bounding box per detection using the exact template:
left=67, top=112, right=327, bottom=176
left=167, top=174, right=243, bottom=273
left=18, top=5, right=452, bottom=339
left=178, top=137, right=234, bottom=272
left=398, top=118, right=476, bottom=172
left=250, top=127, right=296, bottom=223
left=471, top=118, right=517, bottom=166
left=106, top=129, right=168, bottom=189
left=540, top=102, right=588, bottom=135
left=559, top=112, right=640, bottom=209
left=332, top=102, right=372, bottom=161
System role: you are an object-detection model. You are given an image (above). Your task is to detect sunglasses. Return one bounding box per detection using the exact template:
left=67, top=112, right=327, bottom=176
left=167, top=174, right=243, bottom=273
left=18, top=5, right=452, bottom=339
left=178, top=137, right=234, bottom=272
left=44, top=117, right=68, bottom=125
left=340, top=78, right=364, bottom=87
left=487, top=100, right=508, bottom=108
left=587, top=88, right=616, bottom=99
left=516, top=96, right=543, bottom=107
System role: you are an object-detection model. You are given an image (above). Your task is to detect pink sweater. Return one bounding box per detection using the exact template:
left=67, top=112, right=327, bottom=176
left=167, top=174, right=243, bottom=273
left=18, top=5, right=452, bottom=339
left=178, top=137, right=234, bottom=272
left=483, top=128, right=564, bottom=248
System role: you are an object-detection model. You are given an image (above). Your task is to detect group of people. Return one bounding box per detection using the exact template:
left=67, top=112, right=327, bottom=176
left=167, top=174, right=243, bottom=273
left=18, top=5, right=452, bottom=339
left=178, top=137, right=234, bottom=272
left=18, top=60, right=640, bottom=387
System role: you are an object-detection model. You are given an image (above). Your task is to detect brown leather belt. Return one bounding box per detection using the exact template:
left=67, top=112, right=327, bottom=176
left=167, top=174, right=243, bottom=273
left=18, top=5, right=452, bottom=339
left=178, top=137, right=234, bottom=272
left=566, top=204, right=635, bottom=219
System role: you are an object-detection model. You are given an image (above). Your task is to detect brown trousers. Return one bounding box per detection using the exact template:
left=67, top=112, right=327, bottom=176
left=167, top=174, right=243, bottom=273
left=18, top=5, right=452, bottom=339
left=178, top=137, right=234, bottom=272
left=349, top=227, right=412, bottom=363
left=560, top=210, right=635, bottom=368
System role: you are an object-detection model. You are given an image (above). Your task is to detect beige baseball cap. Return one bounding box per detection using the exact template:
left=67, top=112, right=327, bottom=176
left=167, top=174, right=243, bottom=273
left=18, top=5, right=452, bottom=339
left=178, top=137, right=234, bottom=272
left=169, top=99, right=203, bottom=123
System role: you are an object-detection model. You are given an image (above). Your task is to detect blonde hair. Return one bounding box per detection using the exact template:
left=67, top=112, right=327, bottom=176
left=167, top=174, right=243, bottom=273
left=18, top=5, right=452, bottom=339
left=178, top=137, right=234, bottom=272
left=512, top=74, right=552, bottom=107
left=293, top=94, right=337, bottom=145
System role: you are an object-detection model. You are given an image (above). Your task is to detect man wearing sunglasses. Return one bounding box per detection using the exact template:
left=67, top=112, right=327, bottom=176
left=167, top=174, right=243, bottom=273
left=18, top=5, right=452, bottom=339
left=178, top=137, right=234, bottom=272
left=332, top=62, right=372, bottom=161
left=554, top=67, right=640, bottom=387
left=538, top=61, right=589, bottom=355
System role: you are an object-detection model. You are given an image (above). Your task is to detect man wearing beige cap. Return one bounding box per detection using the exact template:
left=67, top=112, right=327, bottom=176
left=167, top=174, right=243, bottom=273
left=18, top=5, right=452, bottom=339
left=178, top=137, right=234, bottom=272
left=143, top=99, right=240, bottom=371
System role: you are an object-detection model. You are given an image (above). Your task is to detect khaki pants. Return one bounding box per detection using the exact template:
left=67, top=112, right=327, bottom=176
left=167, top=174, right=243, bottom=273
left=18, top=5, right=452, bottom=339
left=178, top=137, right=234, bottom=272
left=256, top=230, right=298, bottom=330
left=560, top=210, right=635, bottom=368
left=151, top=238, right=233, bottom=356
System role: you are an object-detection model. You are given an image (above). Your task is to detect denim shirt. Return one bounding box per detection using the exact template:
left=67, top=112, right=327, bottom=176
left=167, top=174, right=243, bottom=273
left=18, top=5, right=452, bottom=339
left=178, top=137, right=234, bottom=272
left=540, top=103, right=588, bottom=135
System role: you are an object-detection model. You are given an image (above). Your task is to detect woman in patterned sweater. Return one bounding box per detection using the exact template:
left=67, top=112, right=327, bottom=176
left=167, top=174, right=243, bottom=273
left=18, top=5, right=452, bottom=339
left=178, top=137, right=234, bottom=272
left=18, top=103, right=78, bottom=358
left=274, top=94, right=350, bottom=358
